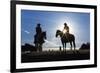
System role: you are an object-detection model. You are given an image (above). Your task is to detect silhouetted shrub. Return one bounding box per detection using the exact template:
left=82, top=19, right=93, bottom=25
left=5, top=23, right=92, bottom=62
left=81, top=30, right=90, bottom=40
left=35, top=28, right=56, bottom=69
left=22, top=43, right=37, bottom=52
left=79, top=42, right=90, bottom=50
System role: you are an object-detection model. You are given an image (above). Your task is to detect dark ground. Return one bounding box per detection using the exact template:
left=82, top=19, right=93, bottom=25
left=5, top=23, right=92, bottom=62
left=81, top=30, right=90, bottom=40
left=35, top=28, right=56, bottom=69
left=21, top=49, right=90, bottom=63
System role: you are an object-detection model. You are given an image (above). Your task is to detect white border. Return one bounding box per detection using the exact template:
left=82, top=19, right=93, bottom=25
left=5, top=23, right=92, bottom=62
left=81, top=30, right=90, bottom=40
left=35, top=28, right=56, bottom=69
left=16, top=4, right=95, bottom=69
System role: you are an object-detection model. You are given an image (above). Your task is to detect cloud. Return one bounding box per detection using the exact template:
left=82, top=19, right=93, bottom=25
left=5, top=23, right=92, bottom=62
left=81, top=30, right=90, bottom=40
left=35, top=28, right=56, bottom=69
left=22, top=29, right=30, bottom=34
left=24, top=30, right=30, bottom=34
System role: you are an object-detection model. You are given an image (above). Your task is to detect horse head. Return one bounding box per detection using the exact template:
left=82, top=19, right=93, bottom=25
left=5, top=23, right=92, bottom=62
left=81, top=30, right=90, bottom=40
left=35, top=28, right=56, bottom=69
left=42, top=31, right=46, bottom=39
left=56, top=30, right=62, bottom=37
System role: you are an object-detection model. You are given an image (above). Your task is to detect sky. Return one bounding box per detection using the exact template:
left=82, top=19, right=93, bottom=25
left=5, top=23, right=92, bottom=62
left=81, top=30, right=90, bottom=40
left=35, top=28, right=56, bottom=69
left=21, top=9, right=90, bottom=50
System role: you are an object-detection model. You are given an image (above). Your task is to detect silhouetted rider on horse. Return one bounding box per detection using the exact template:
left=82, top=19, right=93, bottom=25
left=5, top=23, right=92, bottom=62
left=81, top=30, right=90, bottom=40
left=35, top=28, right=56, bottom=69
left=34, top=23, right=42, bottom=45
left=56, top=22, right=76, bottom=50
left=34, top=23, right=42, bottom=51
left=34, top=23, right=46, bottom=52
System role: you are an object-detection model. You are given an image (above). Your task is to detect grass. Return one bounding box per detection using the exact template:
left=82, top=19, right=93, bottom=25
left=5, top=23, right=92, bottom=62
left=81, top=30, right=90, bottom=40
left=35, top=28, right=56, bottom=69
left=21, top=49, right=90, bottom=63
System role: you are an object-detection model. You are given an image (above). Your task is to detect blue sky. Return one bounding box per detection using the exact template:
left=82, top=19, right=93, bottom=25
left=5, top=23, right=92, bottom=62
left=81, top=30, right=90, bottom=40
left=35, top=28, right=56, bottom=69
left=21, top=10, right=90, bottom=49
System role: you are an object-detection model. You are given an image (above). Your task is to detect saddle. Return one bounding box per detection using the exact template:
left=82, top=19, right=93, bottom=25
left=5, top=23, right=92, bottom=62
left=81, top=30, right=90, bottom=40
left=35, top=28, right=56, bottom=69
left=63, top=33, right=69, bottom=39
left=34, top=32, right=45, bottom=44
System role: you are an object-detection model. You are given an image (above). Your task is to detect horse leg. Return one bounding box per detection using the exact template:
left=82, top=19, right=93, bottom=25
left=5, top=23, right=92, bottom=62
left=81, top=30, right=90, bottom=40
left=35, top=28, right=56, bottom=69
left=73, top=40, right=76, bottom=50
left=65, top=43, right=66, bottom=51
left=35, top=43, right=38, bottom=52
left=36, top=43, right=39, bottom=52
left=40, top=44, right=42, bottom=52
left=70, top=42, right=72, bottom=50
left=62, top=43, right=64, bottom=51
left=64, top=43, right=66, bottom=51
left=38, top=44, right=41, bottom=52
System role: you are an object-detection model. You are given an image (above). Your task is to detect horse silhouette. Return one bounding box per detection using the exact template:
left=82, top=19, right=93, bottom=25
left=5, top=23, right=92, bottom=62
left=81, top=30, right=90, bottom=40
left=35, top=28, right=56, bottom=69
left=34, top=31, right=46, bottom=52
left=56, top=30, right=76, bottom=50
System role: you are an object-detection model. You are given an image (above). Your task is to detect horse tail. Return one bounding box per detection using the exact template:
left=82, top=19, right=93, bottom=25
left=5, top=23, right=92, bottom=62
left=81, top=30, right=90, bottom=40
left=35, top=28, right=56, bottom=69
left=73, top=35, right=76, bottom=50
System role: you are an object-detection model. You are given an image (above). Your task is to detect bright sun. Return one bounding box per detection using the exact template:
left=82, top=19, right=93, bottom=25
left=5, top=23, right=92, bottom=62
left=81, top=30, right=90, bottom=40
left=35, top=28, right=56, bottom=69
left=57, top=21, right=75, bottom=34
left=63, top=29, right=67, bottom=34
